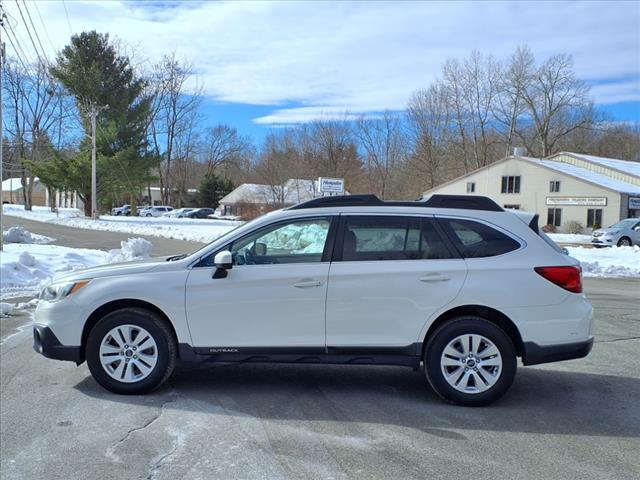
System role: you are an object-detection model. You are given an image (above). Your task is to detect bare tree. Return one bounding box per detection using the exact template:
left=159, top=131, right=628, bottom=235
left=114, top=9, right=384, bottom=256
left=3, top=59, right=65, bottom=209
left=355, top=111, right=407, bottom=198
left=518, top=53, right=596, bottom=156
left=148, top=53, right=202, bottom=205
left=407, top=84, right=453, bottom=190
left=201, top=124, right=252, bottom=176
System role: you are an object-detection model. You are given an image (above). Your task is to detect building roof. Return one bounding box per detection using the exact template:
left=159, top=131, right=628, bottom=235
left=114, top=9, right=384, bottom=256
left=1, top=177, right=39, bottom=192
left=553, top=152, right=640, bottom=178
left=219, top=179, right=320, bottom=205
left=523, top=158, right=640, bottom=194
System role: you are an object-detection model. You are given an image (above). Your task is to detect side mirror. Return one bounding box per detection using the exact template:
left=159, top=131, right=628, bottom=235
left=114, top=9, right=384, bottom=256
left=634, top=226, right=640, bottom=232
left=212, top=250, right=233, bottom=279
left=561, top=247, right=569, bottom=255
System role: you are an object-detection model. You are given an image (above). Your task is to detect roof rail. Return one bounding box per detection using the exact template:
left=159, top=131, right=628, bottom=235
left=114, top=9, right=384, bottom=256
left=289, top=194, right=503, bottom=212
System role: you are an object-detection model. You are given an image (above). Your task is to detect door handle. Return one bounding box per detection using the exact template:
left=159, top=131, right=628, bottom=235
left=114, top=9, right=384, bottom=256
left=419, top=273, right=451, bottom=283
left=293, top=279, right=323, bottom=288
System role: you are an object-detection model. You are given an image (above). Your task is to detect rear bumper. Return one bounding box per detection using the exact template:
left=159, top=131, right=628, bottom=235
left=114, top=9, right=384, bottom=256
left=33, top=325, right=83, bottom=364
left=522, top=337, right=594, bottom=366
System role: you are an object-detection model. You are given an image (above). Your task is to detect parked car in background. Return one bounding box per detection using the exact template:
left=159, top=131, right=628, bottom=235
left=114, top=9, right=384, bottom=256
left=172, top=208, right=195, bottom=218
left=591, top=218, right=640, bottom=247
left=33, top=194, right=593, bottom=406
left=185, top=208, right=215, bottom=219
left=111, top=205, right=131, bottom=216
left=142, top=206, right=173, bottom=217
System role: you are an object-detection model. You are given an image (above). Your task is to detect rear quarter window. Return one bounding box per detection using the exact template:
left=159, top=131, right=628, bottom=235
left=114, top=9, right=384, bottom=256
left=438, top=218, right=520, bottom=258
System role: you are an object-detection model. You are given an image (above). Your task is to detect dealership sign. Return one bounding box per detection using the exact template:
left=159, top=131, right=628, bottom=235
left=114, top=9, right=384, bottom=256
left=629, top=197, right=640, bottom=209
left=319, top=177, right=345, bottom=194
left=545, top=197, right=607, bottom=206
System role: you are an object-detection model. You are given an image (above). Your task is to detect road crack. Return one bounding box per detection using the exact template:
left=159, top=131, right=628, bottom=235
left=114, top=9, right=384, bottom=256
left=595, top=336, right=640, bottom=344
left=105, top=396, right=176, bottom=462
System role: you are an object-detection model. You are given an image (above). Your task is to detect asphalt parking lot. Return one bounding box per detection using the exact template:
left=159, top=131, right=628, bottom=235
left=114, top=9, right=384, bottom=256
left=1, top=219, right=639, bottom=479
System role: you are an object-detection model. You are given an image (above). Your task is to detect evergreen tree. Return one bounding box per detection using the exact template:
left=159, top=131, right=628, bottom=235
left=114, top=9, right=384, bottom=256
left=46, top=31, right=154, bottom=215
left=198, top=174, right=234, bottom=208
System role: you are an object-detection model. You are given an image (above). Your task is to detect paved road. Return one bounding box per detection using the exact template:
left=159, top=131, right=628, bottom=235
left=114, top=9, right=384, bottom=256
left=1, top=277, right=638, bottom=480
left=3, top=214, right=205, bottom=255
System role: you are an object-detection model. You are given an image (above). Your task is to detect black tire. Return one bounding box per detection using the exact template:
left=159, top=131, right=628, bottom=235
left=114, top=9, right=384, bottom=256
left=86, top=308, right=177, bottom=395
left=424, top=317, right=517, bottom=406
left=617, top=237, right=631, bottom=247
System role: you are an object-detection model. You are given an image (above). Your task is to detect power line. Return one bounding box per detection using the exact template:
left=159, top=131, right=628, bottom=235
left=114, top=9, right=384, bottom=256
left=13, top=0, right=45, bottom=68
left=61, top=0, right=73, bottom=35
left=31, top=1, right=56, bottom=55
left=20, top=1, right=49, bottom=65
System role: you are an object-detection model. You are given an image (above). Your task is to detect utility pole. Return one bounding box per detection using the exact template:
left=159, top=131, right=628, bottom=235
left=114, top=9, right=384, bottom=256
left=0, top=1, right=6, bottom=250
left=88, top=103, right=107, bottom=219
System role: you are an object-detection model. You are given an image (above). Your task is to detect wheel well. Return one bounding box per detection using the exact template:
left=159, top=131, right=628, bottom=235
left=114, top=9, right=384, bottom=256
left=80, top=299, right=179, bottom=362
left=422, top=305, right=524, bottom=357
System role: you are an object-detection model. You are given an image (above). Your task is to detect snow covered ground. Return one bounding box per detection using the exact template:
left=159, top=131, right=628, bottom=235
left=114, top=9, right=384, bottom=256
left=3, top=204, right=242, bottom=243
left=567, top=245, right=640, bottom=278
left=1, top=230, right=154, bottom=300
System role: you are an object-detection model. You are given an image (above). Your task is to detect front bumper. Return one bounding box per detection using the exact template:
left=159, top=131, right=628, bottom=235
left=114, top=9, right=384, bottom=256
left=33, top=325, right=83, bottom=364
left=522, top=337, right=594, bottom=366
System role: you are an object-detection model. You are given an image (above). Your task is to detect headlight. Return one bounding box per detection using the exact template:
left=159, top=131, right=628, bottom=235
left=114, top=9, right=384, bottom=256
left=40, top=280, right=91, bottom=302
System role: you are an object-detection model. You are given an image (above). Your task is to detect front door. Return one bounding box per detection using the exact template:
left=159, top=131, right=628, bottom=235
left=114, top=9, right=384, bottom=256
left=185, top=216, right=335, bottom=349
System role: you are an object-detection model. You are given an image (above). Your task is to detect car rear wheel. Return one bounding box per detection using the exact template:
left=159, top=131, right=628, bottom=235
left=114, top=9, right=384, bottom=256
left=617, top=237, right=631, bottom=247
left=424, top=317, right=517, bottom=406
left=86, top=308, right=176, bottom=394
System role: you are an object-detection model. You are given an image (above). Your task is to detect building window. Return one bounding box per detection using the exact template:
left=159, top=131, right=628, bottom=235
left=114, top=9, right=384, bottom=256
left=549, top=181, right=561, bottom=193
left=466, top=182, right=475, bottom=193
left=547, top=208, right=562, bottom=228
left=501, top=176, right=521, bottom=194
left=587, top=209, right=603, bottom=229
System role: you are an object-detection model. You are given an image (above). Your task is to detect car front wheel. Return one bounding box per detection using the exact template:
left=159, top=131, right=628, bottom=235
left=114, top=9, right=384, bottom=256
left=86, top=308, right=176, bottom=394
left=424, top=317, right=516, bottom=406
left=617, top=237, right=631, bottom=247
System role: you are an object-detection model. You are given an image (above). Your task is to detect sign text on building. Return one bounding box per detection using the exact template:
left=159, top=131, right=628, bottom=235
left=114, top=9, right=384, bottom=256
left=629, top=197, right=640, bottom=209
left=545, top=197, right=607, bottom=206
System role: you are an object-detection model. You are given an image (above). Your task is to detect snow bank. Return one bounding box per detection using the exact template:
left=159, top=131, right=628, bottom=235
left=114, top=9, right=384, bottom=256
left=2, top=204, right=80, bottom=221
left=2, top=226, right=53, bottom=244
left=0, top=237, right=155, bottom=299
left=548, top=233, right=592, bottom=245
left=567, top=245, right=640, bottom=277
left=107, top=238, right=153, bottom=263
left=3, top=204, right=241, bottom=243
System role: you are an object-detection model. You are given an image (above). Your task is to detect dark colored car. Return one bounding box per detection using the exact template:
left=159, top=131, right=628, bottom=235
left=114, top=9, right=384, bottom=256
left=186, top=208, right=215, bottom=219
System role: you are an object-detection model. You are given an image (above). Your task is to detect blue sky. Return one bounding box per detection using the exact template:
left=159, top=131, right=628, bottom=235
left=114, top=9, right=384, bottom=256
left=6, top=1, right=640, bottom=143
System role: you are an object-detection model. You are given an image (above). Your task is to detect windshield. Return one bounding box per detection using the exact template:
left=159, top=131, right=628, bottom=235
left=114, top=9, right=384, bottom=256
left=609, top=219, right=637, bottom=229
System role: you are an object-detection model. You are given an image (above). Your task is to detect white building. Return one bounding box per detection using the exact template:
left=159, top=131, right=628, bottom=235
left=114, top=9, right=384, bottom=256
left=219, top=179, right=325, bottom=219
left=423, top=152, right=640, bottom=232
left=2, top=177, right=84, bottom=210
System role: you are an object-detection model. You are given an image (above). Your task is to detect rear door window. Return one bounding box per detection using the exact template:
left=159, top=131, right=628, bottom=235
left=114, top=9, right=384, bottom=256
left=339, top=216, right=454, bottom=261
left=438, top=218, right=520, bottom=258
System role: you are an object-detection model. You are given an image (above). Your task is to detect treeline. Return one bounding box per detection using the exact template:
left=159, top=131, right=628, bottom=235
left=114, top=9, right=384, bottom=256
left=3, top=33, right=639, bottom=213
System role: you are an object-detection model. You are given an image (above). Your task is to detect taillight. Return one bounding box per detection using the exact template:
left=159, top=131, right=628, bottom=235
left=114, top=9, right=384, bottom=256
left=534, top=266, right=583, bottom=293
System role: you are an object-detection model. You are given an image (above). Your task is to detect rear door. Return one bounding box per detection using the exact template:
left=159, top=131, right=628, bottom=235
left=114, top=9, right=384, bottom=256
left=325, top=215, right=467, bottom=349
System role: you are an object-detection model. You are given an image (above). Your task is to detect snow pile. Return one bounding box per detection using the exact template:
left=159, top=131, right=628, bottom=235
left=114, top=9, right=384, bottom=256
left=0, top=238, right=155, bottom=299
left=2, top=226, right=53, bottom=244
left=0, top=243, right=110, bottom=298
left=567, top=245, right=640, bottom=277
left=107, top=238, right=153, bottom=263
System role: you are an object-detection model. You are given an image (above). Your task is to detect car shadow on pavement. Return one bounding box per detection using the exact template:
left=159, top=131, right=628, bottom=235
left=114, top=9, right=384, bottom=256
left=74, top=362, right=640, bottom=439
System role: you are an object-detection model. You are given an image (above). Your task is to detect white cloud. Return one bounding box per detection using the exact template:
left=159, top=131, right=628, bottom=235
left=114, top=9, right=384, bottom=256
left=7, top=1, right=640, bottom=124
